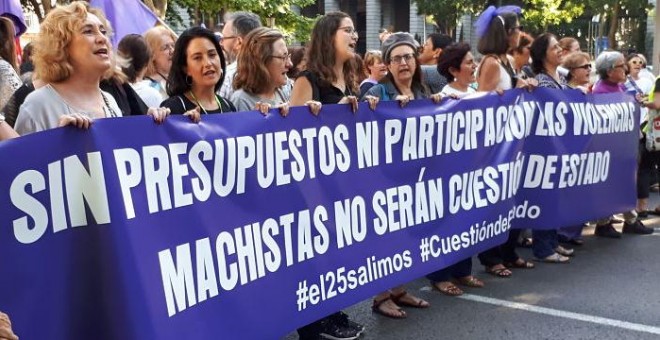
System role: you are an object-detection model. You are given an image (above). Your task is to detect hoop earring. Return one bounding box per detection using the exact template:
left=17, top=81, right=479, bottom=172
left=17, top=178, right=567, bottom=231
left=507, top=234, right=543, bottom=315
left=185, top=75, right=193, bottom=86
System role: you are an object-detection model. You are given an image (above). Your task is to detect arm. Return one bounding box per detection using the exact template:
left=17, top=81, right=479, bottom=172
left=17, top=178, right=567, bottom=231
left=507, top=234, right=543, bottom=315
left=476, top=57, right=501, bottom=92
left=290, top=75, right=322, bottom=115
left=0, top=311, right=18, bottom=340
left=0, top=115, right=19, bottom=140
left=289, top=76, right=313, bottom=106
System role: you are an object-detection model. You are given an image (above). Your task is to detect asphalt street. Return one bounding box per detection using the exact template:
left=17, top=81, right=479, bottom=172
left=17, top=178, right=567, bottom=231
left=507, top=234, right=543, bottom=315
left=284, top=194, right=660, bottom=340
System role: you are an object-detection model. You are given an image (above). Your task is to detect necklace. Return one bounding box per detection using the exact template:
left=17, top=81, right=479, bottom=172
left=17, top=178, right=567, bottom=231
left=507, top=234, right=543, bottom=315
left=188, top=91, right=223, bottom=114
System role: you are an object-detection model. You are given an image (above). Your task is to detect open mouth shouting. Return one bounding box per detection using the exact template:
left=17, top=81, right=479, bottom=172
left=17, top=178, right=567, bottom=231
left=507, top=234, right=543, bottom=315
left=94, top=48, right=109, bottom=59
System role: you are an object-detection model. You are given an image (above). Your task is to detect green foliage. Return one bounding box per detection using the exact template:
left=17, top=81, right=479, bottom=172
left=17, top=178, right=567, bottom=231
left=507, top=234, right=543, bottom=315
left=164, top=0, right=316, bottom=41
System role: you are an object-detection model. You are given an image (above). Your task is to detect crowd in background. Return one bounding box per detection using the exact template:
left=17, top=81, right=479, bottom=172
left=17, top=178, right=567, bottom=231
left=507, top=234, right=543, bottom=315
left=0, top=2, right=659, bottom=339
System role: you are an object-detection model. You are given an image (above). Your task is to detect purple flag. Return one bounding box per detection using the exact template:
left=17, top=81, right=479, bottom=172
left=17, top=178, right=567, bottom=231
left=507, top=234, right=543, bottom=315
left=89, top=0, right=159, bottom=47
left=0, top=0, right=27, bottom=36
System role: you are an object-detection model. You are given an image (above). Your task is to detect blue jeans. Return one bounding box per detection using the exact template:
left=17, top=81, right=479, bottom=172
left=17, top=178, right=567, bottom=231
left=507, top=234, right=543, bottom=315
left=532, top=229, right=559, bottom=258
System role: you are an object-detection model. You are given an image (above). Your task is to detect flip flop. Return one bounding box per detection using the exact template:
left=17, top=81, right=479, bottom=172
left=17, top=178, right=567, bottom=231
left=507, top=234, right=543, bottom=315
left=372, top=297, right=407, bottom=319
left=485, top=265, right=513, bottom=278
left=504, top=259, right=535, bottom=269
left=391, top=291, right=430, bottom=308
left=456, top=276, right=485, bottom=288
left=432, top=282, right=464, bottom=296
left=536, top=253, right=570, bottom=263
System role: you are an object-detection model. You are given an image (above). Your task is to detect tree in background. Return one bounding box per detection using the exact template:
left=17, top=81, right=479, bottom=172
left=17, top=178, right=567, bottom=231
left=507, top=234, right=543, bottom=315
left=20, top=0, right=317, bottom=42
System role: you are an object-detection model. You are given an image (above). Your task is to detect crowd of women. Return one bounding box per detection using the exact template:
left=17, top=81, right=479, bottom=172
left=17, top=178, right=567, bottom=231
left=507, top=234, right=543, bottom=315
left=0, top=2, right=658, bottom=339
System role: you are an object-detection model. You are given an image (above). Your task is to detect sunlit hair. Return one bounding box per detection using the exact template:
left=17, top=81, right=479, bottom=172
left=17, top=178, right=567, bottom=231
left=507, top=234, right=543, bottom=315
left=233, top=27, right=284, bottom=95
left=477, top=11, right=519, bottom=55
left=144, top=26, right=177, bottom=77
left=34, top=1, right=112, bottom=83
left=530, top=33, right=557, bottom=75
left=167, top=27, right=226, bottom=97
left=562, top=51, right=591, bottom=81
left=0, top=17, right=18, bottom=71
left=437, top=42, right=471, bottom=81
left=363, top=50, right=383, bottom=77
left=558, top=37, right=578, bottom=52
left=305, top=11, right=358, bottom=95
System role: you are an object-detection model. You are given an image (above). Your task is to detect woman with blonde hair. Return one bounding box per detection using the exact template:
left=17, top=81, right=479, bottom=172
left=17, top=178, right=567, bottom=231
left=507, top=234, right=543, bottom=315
left=144, top=26, right=177, bottom=98
left=359, top=49, right=387, bottom=97
left=15, top=1, right=122, bottom=134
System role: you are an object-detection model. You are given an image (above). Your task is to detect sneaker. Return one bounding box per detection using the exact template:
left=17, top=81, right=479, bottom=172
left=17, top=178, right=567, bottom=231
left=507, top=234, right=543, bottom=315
left=318, top=318, right=362, bottom=340
left=622, top=220, right=654, bottom=235
left=554, top=245, right=574, bottom=257
left=594, top=223, right=622, bottom=238
left=332, top=312, right=365, bottom=333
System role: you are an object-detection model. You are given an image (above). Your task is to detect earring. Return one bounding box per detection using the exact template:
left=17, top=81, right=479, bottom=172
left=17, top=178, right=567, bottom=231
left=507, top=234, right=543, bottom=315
left=185, top=75, right=193, bottom=86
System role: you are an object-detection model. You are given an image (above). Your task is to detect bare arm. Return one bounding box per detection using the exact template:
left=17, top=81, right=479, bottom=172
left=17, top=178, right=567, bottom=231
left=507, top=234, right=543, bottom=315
left=0, top=116, right=19, bottom=141
left=289, top=76, right=314, bottom=107
left=477, top=57, right=502, bottom=92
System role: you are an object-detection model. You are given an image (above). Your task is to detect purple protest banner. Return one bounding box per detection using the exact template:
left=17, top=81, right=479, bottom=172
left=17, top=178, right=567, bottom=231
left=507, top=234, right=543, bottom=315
left=0, top=0, right=27, bottom=36
left=0, top=89, right=638, bottom=339
left=89, top=0, right=159, bottom=46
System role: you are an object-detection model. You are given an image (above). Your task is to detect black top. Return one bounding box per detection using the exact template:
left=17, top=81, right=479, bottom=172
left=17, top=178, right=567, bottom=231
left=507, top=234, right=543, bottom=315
left=2, top=81, right=34, bottom=127
left=100, top=79, right=148, bottom=116
left=299, top=70, right=353, bottom=104
left=160, top=94, right=236, bottom=114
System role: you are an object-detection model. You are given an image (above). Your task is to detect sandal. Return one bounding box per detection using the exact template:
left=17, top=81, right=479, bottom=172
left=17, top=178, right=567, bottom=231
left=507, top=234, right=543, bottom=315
left=457, top=276, right=484, bottom=288
left=391, top=291, right=430, bottom=308
left=485, top=264, right=512, bottom=278
left=372, top=297, right=407, bottom=319
left=537, top=253, right=570, bottom=263
left=504, top=258, right=535, bottom=269
left=432, top=282, right=464, bottom=296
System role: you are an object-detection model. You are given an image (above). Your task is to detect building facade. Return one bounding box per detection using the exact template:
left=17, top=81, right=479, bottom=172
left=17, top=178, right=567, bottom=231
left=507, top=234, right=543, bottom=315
left=301, top=0, right=435, bottom=54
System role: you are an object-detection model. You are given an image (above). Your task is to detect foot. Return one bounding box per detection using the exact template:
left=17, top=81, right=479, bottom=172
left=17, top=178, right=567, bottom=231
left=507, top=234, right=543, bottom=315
left=594, top=223, right=622, bottom=238
left=537, top=252, right=570, bottom=263
left=555, top=245, right=574, bottom=257
left=391, top=291, right=430, bottom=308
left=622, top=220, right=654, bottom=235
left=457, top=276, right=485, bottom=287
left=485, top=264, right=512, bottom=278
left=372, top=297, right=406, bottom=319
left=504, top=258, right=535, bottom=269
left=637, top=210, right=649, bottom=218
left=432, top=281, right=464, bottom=296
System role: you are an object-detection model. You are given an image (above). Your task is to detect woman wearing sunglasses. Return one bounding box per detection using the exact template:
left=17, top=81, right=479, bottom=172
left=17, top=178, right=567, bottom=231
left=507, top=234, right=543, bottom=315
left=563, top=52, right=592, bottom=93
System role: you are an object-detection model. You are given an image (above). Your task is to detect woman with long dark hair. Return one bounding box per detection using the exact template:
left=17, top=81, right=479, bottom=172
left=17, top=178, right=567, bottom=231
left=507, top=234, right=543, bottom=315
left=160, top=27, right=236, bottom=118
left=290, top=12, right=365, bottom=340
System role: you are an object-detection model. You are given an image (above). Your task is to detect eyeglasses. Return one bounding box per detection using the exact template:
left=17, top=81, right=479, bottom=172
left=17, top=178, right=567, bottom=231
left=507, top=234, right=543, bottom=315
left=271, top=53, right=291, bottom=61
left=630, top=60, right=643, bottom=65
left=389, top=53, right=415, bottom=65
left=222, top=35, right=238, bottom=41
left=573, top=64, right=592, bottom=70
left=338, top=26, right=358, bottom=37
